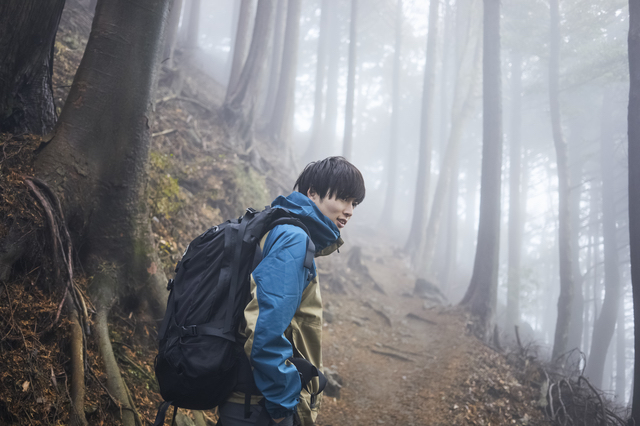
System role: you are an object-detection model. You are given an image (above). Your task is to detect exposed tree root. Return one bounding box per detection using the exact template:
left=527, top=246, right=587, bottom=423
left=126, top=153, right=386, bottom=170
left=24, top=175, right=90, bottom=425
left=95, top=301, right=141, bottom=426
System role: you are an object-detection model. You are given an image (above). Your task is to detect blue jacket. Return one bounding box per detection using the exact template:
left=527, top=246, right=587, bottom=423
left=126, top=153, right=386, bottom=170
left=233, top=191, right=341, bottom=421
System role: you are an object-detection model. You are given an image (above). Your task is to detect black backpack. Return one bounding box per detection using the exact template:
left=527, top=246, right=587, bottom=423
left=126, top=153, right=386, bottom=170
left=153, top=206, right=322, bottom=425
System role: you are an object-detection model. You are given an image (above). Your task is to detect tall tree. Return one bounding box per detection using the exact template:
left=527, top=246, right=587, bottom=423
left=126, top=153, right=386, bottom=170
left=269, top=0, right=302, bottom=147
left=549, top=0, right=575, bottom=362
left=379, top=0, right=403, bottom=225
left=505, top=51, right=523, bottom=333
left=322, top=3, right=342, bottom=154
left=419, top=0, right=482, bottom=273
left=223, top=0, right=276, bottom=130
left=460, top=0, right=503, bottom=341
left=185, top=0, right=200, bottom=51
left=585, top=89, right=621, bottom=388
left=260, top=0, right=287, bottom=123
left=342, top=0, right=358, bottom=160
left=34, top=1, right=171, bottom=424
left=227, top=0, right=256, bottom=97
left=405, top=0, right=441, bottom=253
left=0, top=0, right=66, bottom=135
left=306, top=0, right=331, bottom=162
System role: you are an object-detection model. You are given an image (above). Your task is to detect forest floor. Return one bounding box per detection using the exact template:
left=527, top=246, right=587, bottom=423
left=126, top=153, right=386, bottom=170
left=0, top=1, right=625, bottom=425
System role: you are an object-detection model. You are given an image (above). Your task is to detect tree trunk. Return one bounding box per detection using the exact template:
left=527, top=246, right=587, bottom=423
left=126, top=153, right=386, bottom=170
left=34, top=0, right=170, bottom=422
left=322, top=3, right=342, bottom=154
left=185, top=0, right=200, bottom=51
left=260, top=0, right=287, bottom=124
left=305, top=0, right=330, bottom=162
left=227, top=0, right=256, bottom=97
left=459, top=0, right=503, bottom=342
left=585, top=89, right=621, bottom=388
left=440, top=150, right=459, bottom=292
left=631, top=17, right=640, bottom=398
left=269, top=0, right=301, bottom=148
left=342, top=0, right=358, bottom=160
left=0, top=0, right=66, bottom=135
left=567, top=120, right=585, bottom=362
left=549, top=0, right=574, bottom=362
left=224, top=0, right=276, bottom=130
left=163, top=0, right=183, bottom=67
left=405, top=0, right=440, bottom=253
left=615, top=289, right=626, bottom=403
left=380, top=0, right=403, bottom=226
left=505, top=51, right=523, bottom=333
left=420, top=0, right=482, bottom=273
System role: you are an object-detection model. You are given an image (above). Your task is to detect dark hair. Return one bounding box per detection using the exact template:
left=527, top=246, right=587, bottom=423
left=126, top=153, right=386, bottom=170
left=294, top=156, right=366, bottom=205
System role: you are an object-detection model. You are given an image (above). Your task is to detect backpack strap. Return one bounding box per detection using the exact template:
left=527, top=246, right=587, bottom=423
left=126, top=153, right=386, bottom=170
left=152, top=400, right=175, bottom=426
left=288, top=357, right=327, bottom=409
left=266, top=217, right=316, bottom=271
left=224, top=208, right=255, bottom=334
left=157, top=279, right=176, bottom=340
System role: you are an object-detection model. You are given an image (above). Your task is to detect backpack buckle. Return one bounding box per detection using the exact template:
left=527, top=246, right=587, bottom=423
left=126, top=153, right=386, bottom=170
left=180, top=325, right=198, bottom=337
left=246, top=207, right=258, bottom=215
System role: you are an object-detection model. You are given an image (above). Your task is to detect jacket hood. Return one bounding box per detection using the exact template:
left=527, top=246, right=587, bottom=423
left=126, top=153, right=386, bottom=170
left=271, top=191, right=343, bottom=256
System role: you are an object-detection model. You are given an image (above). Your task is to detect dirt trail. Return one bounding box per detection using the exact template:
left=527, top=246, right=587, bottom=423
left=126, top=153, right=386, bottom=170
left=315, top=232, right=547, bottom=425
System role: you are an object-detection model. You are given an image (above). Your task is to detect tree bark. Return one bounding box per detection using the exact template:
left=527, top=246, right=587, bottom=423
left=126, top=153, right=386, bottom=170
left=342, top=0, right=358, bottom=160
left=227, top=0, right=256, bottom=97
left=269, top=0, right=301, bottom=149
left=35, top=0, right=170, bottom=420
left=380, top=0, right=403, bottom=226
left=585, top=89, right=621, bottom=388
left=549, top=0, right=574, bottom=362
left=0, top=0, right=66, bottom=135
left=405, top=0, right=440, bottom=253
left=460, top=0, right=503, bottom=342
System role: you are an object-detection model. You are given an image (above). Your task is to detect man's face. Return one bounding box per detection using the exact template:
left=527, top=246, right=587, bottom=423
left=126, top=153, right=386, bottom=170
left=307, top=189, right=356, bottom=230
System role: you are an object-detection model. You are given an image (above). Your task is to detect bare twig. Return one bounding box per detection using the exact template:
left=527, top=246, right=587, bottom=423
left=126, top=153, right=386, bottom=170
left=152, top=128, right=177, bottom=138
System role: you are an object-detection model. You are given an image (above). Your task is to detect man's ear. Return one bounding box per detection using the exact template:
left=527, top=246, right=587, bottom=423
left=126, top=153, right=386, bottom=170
left=307, top=188, right=317, bottom=198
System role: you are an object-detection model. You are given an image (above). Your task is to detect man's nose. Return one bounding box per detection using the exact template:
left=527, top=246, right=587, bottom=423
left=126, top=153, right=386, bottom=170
left=344, top=204, right=353, bottom=217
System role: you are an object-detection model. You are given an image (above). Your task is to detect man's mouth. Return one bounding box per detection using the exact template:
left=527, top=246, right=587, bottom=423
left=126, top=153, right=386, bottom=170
left=337, top=218, right=347, bottom=228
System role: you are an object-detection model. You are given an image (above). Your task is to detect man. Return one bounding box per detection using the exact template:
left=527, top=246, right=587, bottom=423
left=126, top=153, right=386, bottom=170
left=218, top=156, right=366, bottom=426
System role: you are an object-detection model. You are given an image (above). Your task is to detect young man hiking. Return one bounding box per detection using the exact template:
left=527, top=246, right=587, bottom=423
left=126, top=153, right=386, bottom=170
left=218, top=156, right=366, bottom=426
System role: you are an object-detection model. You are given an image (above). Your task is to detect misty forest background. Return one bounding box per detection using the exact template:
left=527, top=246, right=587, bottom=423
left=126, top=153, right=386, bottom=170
left=3, top=0, right=640, bottom=424
left=188, top=0, right=633, bottom=413
left=191, top=0, right=630, bottom=404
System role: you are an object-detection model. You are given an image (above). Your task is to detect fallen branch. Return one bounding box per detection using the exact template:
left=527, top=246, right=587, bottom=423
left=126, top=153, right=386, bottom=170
left=406, top=312, right=437, bottom=325
left=370, top=349, right=414, bottom=363
left=158, top=95, right=212, bottom=113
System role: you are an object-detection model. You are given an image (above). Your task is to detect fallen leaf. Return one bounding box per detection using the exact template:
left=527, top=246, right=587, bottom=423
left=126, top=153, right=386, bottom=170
left=22, top=381, right=30, bottom=392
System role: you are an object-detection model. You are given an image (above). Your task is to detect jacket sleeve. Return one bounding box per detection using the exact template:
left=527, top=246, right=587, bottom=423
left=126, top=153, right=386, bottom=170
left=244, top=224, right=313, bottom=419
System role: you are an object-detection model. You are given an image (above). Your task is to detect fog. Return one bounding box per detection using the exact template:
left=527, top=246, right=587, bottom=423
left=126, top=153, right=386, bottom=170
left=181, top=0, right=630, bottom=402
